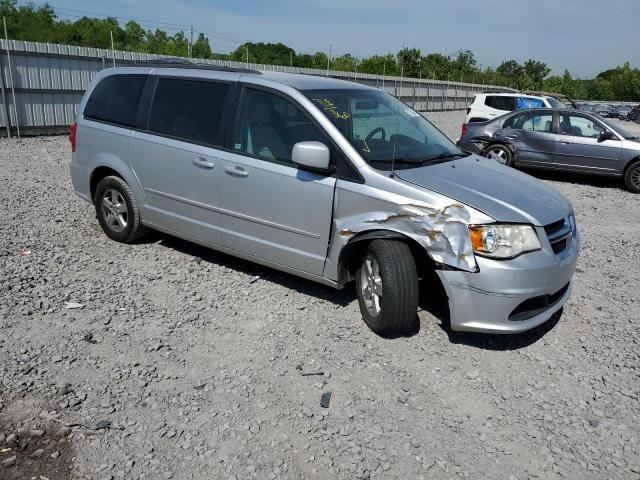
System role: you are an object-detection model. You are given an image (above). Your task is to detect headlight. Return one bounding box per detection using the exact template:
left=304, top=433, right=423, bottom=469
left=468, top=224, right=541, bottom=259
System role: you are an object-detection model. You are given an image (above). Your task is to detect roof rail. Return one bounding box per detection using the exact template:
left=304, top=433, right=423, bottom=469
left=123, top=58, right=261, bottom=74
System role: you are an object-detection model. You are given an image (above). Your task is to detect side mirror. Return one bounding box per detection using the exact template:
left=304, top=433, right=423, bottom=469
left=598, top=130, right=615, bottom=142
left=292, top=141, right=331, bottom=172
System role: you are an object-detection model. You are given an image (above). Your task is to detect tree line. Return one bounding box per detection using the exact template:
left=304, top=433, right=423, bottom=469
left=1, top=0, right=639, bottom=101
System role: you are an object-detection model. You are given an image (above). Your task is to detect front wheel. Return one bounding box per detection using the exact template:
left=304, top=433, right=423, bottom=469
left=483, top=144, right=513, bottom=166
left=623, top=160, right=640, bottom=193
left=355, top=240, right=419, bottom=335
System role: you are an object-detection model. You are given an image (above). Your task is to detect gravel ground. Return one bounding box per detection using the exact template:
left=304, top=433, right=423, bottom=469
left=1, top=113, right=639, bottom=480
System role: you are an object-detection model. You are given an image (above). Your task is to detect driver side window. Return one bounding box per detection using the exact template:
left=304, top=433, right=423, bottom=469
left=233, top=89, right=326, bottom=164
left=559, top=115, right=605, bottom=138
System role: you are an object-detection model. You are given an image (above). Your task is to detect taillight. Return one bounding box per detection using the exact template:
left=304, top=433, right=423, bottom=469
left=69, top=123, right=77, bottom=153
left=461, top=123, right=468, bottom=138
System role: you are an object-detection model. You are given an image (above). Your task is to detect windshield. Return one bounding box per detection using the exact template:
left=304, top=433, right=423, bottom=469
left=303, top=88, right=463, bottom=169
left=545, top=97, right=565, bottom=108
left=593, top=113, right=635, bottom=138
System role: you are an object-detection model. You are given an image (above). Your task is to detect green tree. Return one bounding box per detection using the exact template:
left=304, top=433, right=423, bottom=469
left=123, top=21, right=145, bottom=51
left=145, top=29, right=169, bottom=54
left=522, top=59, right=551, bottom=90
left=359, top=54, right=397, bottom=75
left=191, top=33, right=212, bottom=58
left=450, top=49, right=477, bottom=81
left=397, top=47, right=421, bottom=77
left=311, top=51, right=328, bottom=69
left=331, top=54, right=356, bottom=72
left=420, top=53, right=451, bottom=80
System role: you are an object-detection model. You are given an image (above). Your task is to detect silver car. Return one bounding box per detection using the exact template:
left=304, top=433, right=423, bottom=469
left=70, top=64, right=579, bottom=335
left=458, top=108, right=640, bottom=193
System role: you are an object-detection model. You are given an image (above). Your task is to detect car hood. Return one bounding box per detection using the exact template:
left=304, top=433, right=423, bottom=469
left=395, top=155, right=571, bottom=226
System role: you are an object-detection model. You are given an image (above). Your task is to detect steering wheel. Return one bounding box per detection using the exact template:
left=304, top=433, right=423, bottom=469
left=366, top=127, right=386, bottom=141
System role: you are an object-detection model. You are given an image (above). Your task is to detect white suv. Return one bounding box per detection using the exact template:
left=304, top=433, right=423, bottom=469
left=465, top=93, right=563, bottom=123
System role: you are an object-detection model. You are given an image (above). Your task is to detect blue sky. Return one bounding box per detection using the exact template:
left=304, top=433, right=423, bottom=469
left=39, top=0, right=640, bottom=77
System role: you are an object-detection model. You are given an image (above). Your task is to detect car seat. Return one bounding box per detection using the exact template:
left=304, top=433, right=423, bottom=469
left=246, top=98, right=290, bottom=160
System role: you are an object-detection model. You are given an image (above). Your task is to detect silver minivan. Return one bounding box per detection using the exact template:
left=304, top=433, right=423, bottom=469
left=70, top=64, right=579, bottom=335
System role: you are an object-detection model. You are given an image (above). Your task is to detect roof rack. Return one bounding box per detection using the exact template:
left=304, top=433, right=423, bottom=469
left=123, top=58, right=261, bottom=74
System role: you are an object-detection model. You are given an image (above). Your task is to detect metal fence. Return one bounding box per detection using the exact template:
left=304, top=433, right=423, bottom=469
left=0, top=39, right=516, bottom=137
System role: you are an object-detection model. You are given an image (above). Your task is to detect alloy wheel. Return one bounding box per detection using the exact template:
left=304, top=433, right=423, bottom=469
left=487, top=148, right=508, bottom=164
left=360, top=254, right=383, bottom=317
left=101, top=188, right=129, bottom=233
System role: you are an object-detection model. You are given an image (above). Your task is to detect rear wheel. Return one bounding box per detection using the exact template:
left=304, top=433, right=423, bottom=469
left=623, top=160, right=640, bottom=194
left=355, top=240, right=419, bottom=335
left=483, top=144, right=513, bottom=166
left=94, top=176, right=148, bottom=243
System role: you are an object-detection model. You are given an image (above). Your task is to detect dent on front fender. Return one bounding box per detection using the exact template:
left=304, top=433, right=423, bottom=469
left=324, top=182, right=494, bottom=281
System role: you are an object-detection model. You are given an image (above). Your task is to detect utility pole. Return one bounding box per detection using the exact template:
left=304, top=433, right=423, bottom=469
left=327, top=43, right=332, bottom=75
left=382, top=60, right=386, bottom=91
left=189, top=26, right=193, bottom=58
left=2, top=16, right=14, bottom=137
left=246, top=45, right=249, bottom=65
left=110, top=30, right=115, bottom=68
left=290, top=50, right=292, bottom=67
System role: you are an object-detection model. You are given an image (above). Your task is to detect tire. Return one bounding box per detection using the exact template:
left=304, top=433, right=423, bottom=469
left=483, top=144, right=513, bottom=166
left=623, top=160, right=640, bottom=194
left=94, top=176, right=148, bottom=243
left=355, top=240, right=419, bottom=335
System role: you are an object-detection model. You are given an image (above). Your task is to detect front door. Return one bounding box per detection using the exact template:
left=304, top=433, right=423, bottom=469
left=130, top=76, right=233, bottom=244
left=219, top=87, right=336, bottom=276
left=554, top=113, right=621, bottom=173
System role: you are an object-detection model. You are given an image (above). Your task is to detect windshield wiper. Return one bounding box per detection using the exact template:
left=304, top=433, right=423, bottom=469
left=367, top=158, right=424, bottom=164
left=368, top=153, right=466, bottom=166
left=421, top=152, right=466, bottom=164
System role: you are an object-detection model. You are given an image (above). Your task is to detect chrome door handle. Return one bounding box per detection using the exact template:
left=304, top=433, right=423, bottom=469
left=224, top=166, right=249, bottom=177
left=504, top=135, right=519, bottom=140
left=560, top=141, right=572, bottom=145
left=192, top=157, right=215, bottom=169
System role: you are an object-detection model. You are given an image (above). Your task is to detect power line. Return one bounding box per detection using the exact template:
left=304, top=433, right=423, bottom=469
left=52, top=12, right=188, bottom=32
left=19, top=1, right=249, bottom=46
left=30, top=2, right=193, bottom=29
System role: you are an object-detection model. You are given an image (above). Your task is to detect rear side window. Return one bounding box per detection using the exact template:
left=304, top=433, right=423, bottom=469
left=485, top=96, right=515, bottom=111
left=84, top=74, right=147, bottom=127
left=149, top=78, right=229, bottom=145
left=515, top=97, right=545, bottom=109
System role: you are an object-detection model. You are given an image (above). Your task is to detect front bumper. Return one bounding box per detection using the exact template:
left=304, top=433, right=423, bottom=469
left=437, top=226, right=579, bottom=333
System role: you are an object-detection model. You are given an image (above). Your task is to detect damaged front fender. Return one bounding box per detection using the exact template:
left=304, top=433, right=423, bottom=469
left=323, top=182, right=496, bottom=283
left=338, top=203, right=478, bottom=272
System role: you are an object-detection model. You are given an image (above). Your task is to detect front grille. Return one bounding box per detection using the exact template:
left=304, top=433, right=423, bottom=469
left=544, top=219, right=566, bottom=237
left=509, top=283, right=570, bottom=321
left=551, top=238, right=567, bottom=254
left=544, top=217, right=572, bottom=256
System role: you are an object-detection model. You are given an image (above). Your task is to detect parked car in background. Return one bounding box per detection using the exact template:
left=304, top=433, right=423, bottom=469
left=595, top=106, right=615, bottom=118
left=465, top=92, right=557, bottom=123
left=578, top=103, right=595, bottom=112
left=70, top=64, right=580, bottom=335
left=615, top=106, right=632, bottom=120
left=458, top=108, right=640, bottom=192
left=628, top=104, right=640, bottom=122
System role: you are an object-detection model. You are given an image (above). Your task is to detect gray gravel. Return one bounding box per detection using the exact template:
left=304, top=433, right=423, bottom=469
left=1, top=114, right=639, bottom=480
